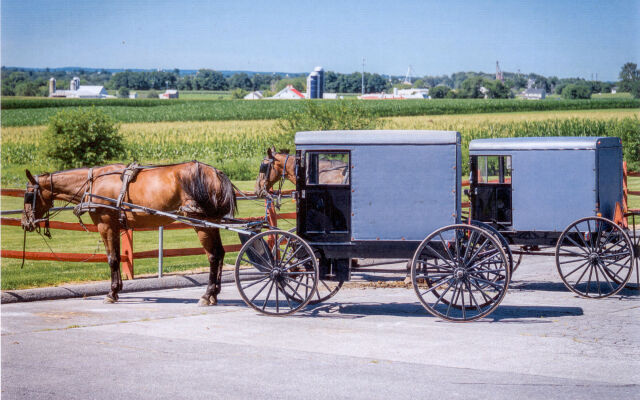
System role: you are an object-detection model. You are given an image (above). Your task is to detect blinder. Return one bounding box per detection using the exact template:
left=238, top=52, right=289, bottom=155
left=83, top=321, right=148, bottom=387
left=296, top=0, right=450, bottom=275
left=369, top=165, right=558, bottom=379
left=24, top=191, right=35, bottom=205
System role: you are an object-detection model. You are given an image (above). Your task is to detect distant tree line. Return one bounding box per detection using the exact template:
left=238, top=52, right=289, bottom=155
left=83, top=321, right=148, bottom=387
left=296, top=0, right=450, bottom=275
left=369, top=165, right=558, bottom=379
left=3, top=63, right=638, bottom=99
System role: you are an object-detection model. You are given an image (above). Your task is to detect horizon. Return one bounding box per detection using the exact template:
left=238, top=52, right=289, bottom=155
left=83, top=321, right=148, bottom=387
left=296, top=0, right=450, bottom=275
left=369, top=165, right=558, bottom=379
left=2, top=0, right=639, bottom=81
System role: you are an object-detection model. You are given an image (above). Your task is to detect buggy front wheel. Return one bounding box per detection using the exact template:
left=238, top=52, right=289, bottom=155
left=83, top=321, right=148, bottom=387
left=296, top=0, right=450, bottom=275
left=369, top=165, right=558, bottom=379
left=235, top=230, right=318, bottom=315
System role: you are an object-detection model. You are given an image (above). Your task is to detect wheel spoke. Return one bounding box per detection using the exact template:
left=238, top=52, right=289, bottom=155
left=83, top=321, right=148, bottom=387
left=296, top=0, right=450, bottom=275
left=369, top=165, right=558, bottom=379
left=439, top=233, right=457, bottom=264
left=246, top=245, right=273, bottom=269
left=250, top=278, right=273, bottom=303
left=595, top=262, right=616, bottom=293
left=560, top=259, right=590, bottom=279
left=261, top=279, right=276, bottom=310
left=241, top=275, right=270, bottom=290
left=240, top=257, right=272, bottom=271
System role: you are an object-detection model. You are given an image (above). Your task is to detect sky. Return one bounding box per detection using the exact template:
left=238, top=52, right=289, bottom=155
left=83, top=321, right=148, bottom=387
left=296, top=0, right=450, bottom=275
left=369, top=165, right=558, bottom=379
left=1, top=0, right=639, bottom=81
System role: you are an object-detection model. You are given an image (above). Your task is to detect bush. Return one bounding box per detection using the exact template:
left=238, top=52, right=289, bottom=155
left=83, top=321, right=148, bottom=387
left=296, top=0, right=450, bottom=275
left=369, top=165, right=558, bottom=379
left=275, top=100, right=380, bottom=149
left=230, top=88, right=248, bottom=99
left=146, top=90, right=159, bottom=99
left=44, top=107, right=124, bottom=168
left=429, top=86, right=451, bottom=99
left=117, top=87, right=130, bottom=98
left=562, top=84, right=591, bottom=99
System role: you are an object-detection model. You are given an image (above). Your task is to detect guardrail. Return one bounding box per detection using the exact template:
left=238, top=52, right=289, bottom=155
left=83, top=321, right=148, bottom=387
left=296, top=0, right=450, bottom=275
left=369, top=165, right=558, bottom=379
left=2, top=164, right=638, bottom=280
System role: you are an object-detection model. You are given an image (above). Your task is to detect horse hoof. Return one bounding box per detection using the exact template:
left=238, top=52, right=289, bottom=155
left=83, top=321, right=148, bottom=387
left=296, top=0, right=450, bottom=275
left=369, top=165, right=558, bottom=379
left=103, top=297, right=116, bottom=304
left=198, top=298, right=211, bottom=307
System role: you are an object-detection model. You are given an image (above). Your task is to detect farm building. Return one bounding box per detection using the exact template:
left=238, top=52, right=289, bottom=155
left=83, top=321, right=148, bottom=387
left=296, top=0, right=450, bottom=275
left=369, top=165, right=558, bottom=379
left=48, top=77, right=110, bottom=98
left=244, top=91, right=263, bottom=100
left=521, top=88, right=546, bottom=100
left=270, top=84, right=305, bottom=99
left=611, top=87, right=618, bottom=94
left=159, top=89, right=179, bottom=99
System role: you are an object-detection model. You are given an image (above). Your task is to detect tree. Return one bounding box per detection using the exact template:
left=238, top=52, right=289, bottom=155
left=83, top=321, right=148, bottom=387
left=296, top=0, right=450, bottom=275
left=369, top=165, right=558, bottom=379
left=561, top=84, right=591, bottom=99
left=275, top=77, right=306, bottom=92
left=458, top=76, right=485, bottom=98
left=195, top=69, right=228, bottom=90
left=230, top=88, right=248, bottom=99
left=117, top=87, right=130, bottom=98
left=228, top=73, right=253, bottom=90
left=429, top=85, right=450, bottom=99
left=618, top=62, right=639, bottom=92
left=44, top=108, right=124, bottom=168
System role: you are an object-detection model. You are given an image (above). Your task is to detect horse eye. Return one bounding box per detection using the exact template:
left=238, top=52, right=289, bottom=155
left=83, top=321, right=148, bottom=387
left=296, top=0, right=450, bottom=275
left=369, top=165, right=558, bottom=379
left=24, top=192, right=34, bottom=204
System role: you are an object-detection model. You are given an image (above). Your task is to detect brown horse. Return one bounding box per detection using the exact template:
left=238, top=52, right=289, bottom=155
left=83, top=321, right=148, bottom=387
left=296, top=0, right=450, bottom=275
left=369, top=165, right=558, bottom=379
left=254, top=147, right=347, bottom=197
left=21, top=161, right=236, bottom=305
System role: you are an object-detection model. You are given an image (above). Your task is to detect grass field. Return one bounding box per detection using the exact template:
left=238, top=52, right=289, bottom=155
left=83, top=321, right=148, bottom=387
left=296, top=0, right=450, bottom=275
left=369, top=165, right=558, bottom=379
left=2, top=97, right=638, bottom=127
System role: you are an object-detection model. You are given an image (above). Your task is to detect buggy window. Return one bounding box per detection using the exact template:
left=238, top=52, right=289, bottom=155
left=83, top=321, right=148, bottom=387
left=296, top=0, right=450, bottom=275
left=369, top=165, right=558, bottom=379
left=476, top=155, right=511, bottom=184
left=306, top=152, right=350, bottom=185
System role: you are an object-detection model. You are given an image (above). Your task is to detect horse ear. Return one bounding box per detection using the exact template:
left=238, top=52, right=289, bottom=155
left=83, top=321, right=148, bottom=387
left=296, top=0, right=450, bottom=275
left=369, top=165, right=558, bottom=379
left=267, top=147, right=275, bottom=159
left=279, top=148, right=289, bottom=154
left=25, top=169, right=37, bottom=185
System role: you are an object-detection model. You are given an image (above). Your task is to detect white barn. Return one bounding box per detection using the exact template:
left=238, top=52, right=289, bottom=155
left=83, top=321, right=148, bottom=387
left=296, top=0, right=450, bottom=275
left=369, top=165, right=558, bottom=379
left=244, top=91, right=263, bottom=100
left=270, top=85, right=305, bottom=99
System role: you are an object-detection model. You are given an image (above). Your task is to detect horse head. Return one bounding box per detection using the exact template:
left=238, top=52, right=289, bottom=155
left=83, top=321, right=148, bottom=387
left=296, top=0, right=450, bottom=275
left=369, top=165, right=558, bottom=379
left=254, top=147, right=296, bottom=199
left=21, top=169, right=54, bottom=232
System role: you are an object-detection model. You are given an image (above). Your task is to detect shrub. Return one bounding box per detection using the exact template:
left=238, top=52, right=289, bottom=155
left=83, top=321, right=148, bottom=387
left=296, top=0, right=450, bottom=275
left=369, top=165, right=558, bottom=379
left=562, top=84, right=591, bottom=99
left=44, top=107, right=124, bottom=168
left=430, top=86, right=451, bottom=99
left=275, top=100, right=380, bottom=150
left=117, top=87, right=130, bottom=98
left=146, top=90, right=159, bottom=99
left=230, top=88, right=248, bottom=99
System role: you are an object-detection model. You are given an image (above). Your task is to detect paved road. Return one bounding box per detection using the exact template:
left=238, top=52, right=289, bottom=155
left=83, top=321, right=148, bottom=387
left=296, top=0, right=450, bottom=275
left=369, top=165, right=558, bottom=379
left=2, top=256, right=639, bottom=399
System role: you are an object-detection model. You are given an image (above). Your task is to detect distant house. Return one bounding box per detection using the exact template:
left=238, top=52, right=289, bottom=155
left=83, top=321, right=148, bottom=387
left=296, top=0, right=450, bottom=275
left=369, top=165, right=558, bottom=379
left=270, top=85, right=305, bottom=99
left=611, top=87, right=618, bottom=94
left=479, top=86, right=490, bottom=99
left=521, top=88, right=546, bottom=100
left=159, top=89, right=179, bottom=99
left=322, top=93, right=338, bottom=99
left=396, top=88, right=429, bottom=99
left=244, top=91, right=263, bottom=100
left=129, top=92, right=138, bottom=99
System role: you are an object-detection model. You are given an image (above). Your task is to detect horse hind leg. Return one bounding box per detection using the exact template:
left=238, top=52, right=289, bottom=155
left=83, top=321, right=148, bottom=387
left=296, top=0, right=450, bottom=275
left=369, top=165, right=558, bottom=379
left=97, top=222, right=122, bottom=304
left=195, top=228, right=225, bottom=307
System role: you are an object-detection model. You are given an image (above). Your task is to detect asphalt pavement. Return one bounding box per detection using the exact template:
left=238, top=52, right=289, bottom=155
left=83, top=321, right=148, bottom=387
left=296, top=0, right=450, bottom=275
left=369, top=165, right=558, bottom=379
left=2, top=256, right=639, bottom=399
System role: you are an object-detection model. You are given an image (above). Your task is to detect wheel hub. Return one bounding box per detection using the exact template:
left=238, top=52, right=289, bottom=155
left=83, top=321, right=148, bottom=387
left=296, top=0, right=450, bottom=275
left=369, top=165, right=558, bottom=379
left=454, top=268, right=466, bottom=280
left=588, top=253, right=600, bottom=265
left=270, top=268, right=283, bottom=279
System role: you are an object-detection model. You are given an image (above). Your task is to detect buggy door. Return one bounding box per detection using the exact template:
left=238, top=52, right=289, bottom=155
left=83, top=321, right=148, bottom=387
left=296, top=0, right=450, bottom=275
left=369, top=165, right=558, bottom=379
left=297, top=150, right=351, bottom=242
left=470, top=155, right=513, bottom=226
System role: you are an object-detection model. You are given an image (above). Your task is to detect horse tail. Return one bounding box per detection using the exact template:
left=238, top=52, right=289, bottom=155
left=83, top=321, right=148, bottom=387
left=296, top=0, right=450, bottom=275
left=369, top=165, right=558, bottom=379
left=181, top=162, right=237, bottom=219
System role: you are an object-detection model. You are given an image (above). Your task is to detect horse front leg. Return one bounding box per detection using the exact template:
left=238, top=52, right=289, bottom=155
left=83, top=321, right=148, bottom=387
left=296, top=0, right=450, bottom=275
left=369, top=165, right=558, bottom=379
left=97, top=222, right=122, bottom=303
left=195, top=228, right=225, bottom=306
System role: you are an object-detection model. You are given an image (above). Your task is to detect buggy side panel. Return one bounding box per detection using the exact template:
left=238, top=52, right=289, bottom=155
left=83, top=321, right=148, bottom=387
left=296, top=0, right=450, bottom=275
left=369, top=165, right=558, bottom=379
left=511, top=150, right=596, bottom=231
left=597, top=146, right=623, bottom=220
left=352, top=144, right=458, bottom=241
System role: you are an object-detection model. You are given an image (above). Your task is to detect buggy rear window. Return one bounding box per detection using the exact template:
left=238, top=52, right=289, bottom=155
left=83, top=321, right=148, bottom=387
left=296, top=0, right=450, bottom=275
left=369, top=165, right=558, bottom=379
left=306, top=152, right=350, bottom=185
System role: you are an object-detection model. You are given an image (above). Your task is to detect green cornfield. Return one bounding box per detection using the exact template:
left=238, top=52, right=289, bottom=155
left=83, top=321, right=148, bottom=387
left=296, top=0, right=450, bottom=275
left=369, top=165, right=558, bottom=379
left=2, top=97, right=639, bottom=127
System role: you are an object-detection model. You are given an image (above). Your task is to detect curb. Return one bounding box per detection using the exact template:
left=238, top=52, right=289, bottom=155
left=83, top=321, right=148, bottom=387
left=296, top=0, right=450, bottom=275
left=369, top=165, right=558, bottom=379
left=1, top=272, right=236, bottom=304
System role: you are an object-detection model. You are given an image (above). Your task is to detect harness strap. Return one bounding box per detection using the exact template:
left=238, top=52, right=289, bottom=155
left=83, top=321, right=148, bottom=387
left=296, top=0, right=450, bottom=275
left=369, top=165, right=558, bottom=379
left=116, top=162, right=140, bottom=229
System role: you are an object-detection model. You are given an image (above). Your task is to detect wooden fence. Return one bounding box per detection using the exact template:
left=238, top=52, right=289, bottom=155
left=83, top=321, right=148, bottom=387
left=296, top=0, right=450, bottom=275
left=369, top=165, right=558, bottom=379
left=2, top=164, right=639, bottom=280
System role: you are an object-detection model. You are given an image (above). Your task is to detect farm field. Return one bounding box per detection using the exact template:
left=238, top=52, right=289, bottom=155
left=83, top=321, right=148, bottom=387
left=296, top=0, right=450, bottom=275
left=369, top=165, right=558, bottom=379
left=2, top=97, right=639, bottom=127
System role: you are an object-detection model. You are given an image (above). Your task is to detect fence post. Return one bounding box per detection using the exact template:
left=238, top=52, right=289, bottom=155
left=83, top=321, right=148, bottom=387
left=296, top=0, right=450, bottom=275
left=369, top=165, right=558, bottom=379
left=158, top=226, right=164, bottom=278
left=121, top=229, right=134, bottom=280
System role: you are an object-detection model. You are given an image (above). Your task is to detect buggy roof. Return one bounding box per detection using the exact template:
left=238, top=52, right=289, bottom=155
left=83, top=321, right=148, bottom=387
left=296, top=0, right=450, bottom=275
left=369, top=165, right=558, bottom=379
left=469, top=136, right=621, bottom=151
left=295, top=130, right=460, bottom=146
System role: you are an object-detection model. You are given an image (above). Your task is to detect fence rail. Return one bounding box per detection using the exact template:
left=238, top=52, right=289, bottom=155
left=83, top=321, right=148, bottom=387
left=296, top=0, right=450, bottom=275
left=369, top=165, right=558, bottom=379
left=2, top=166, right=638, bottom=280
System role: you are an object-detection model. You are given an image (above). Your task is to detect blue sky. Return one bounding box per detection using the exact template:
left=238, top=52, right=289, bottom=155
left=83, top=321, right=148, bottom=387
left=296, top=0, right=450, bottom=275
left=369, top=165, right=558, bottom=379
left=2, top=0, right=638, bottom=80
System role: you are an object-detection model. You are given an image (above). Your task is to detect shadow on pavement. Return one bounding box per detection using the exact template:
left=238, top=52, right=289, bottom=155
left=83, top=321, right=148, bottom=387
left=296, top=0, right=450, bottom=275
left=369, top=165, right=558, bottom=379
left=304, top=301, right=584, bottom=322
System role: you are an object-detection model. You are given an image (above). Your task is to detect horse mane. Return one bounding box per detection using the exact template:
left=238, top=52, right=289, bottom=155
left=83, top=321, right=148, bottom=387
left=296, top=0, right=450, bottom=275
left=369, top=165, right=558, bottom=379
left=180, top=162, right=237, bottom=218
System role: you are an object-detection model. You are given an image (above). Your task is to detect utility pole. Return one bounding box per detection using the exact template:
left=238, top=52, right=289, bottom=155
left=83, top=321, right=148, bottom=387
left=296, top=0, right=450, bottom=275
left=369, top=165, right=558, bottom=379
left=362, top=57, right=365, bottom=96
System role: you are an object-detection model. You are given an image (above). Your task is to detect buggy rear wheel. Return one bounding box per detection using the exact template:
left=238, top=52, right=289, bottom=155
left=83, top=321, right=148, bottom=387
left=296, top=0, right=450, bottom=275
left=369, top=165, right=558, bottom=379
left=555, top=216, right=634, bottom=298
left=410, top=224, right=510, bottom=322
left=235, top=230, right=318, bottom=315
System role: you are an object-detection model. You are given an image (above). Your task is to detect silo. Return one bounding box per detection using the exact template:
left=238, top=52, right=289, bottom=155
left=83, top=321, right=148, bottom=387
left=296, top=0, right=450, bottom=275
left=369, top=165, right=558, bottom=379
left=314, top=66, right=324, bottom=99
left=307, top=71, right=319, bottom=99
left=71, top=77, right=80, bottom=91
left=49, top=78, right=56, bottom=96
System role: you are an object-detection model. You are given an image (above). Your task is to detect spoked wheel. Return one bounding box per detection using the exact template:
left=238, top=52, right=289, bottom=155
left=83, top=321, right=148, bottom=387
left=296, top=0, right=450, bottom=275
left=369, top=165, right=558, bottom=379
left=283, top=228, right=344, bottom=305
left=470, top=220, right=514, bottom=274
left=410, top=224, right=510, bottom=322
left=235, top=230, right=318, bottom=315
left=556, top=216, right=634, bottom=298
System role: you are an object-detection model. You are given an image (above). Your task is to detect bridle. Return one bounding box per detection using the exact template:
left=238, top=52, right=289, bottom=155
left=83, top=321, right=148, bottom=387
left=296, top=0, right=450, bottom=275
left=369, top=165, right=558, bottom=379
left=23, top=175, right=53, bottom=238
left=257, top=154, right=297, bottom=206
